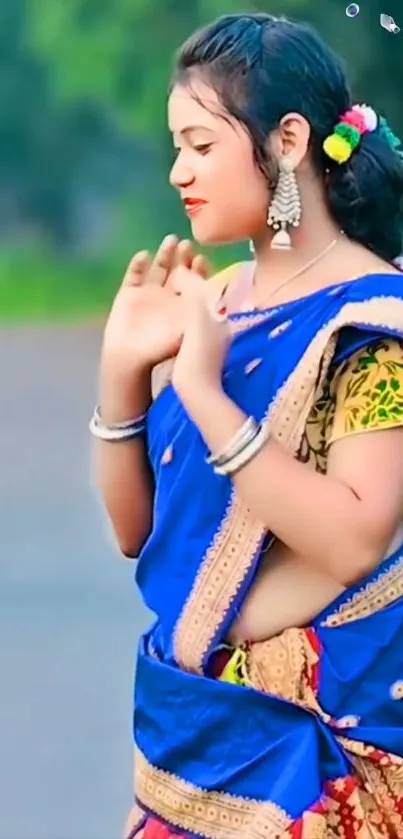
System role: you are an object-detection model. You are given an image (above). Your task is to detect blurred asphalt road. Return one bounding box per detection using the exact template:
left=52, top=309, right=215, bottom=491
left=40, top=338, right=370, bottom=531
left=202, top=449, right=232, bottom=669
left=0, top=325, right=151, bottom=839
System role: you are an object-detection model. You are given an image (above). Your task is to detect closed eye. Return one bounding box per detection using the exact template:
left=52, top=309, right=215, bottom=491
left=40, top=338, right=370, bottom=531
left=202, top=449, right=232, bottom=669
left=194, top=143, right=212, bottom=154
left=171, top=143, right=212, bottom=159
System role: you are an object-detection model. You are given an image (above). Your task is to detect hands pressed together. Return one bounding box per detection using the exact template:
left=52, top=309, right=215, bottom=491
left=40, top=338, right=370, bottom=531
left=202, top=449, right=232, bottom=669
left=102, top=234, right=232, bottom=412
left=169, top=255, right=231, bottom=408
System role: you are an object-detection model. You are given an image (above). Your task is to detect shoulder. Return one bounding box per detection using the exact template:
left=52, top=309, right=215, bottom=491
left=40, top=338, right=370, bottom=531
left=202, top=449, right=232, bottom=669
left=335, top=336, right=403, bottom=399
left=351, top=251, right=402, bottom=289
left=340, top=260, right=403, bottom=318
left=345, top=244, right=402, bottom=279
left=330, top=336, right=403, bottom=443
left=363, top=251, right=402, bottom=275
left=336, top=245, right=402, bottom=298
left=335, top=335, right=403, bottom=396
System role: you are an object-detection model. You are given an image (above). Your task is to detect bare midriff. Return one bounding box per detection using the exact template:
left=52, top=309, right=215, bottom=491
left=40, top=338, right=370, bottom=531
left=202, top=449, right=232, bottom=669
left=227, top=522, right=403, bottom=646
left=227, top=541, right=346, bottom=645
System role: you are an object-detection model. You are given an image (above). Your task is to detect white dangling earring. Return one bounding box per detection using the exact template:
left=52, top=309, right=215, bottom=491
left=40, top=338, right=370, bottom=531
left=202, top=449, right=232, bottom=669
left=249, top=240, right=255, bottom=255
left=267, top=155, right=301, bottom=249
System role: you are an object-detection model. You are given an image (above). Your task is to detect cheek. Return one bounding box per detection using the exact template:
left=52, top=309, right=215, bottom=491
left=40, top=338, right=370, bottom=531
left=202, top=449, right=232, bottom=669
left=216, top=161, right=269, bottom=225
left=221, top=151, right=268, bottom=209
left=191, top=185, right=268, bottom=245
left=190, top=147, right=269, bottom=244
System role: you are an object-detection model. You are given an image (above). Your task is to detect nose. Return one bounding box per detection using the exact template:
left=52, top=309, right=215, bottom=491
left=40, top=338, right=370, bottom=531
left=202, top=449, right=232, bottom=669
left=169, top=153, right=195, bottom=190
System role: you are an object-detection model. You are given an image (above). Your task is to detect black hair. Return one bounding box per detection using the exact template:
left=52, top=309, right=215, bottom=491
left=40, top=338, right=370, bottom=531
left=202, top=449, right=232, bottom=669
left=171, top=14, right=403, bottom=262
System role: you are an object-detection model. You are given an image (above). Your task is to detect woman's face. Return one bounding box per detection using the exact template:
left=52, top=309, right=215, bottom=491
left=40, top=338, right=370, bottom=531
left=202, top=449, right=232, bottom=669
left=168, top=77, right=270, bottom=245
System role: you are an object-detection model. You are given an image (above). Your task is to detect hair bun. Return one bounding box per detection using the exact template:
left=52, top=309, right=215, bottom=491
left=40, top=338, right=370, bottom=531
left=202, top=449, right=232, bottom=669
left=327, top=128, right=403, bottom=261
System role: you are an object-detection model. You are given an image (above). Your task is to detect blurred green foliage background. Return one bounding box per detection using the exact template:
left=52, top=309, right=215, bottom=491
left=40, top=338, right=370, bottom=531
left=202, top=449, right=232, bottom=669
left=1, top=0, right=402, bottom=321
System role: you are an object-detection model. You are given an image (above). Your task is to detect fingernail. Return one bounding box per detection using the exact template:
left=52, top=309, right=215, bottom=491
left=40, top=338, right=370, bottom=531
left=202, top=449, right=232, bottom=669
left=163, top=234, right=178, bottom=247
left=213, top=298, right=228, bottom=322
left=211, top=283, right=229, bottom=320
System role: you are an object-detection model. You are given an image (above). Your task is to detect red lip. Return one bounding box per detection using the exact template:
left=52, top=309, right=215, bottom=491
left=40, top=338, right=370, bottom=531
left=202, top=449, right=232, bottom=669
left=183, top=198, right=208, bottom=209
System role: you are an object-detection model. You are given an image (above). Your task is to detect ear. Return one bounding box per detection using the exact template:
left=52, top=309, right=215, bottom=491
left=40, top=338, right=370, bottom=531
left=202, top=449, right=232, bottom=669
left=269, top=112, right=311, bottom=168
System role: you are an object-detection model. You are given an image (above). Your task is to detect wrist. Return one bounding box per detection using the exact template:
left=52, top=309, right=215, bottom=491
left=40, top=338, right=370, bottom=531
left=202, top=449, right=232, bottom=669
left=98, top=366, right=152, bottom=425
left=181, top=380, right=226, bottom=422
left=184, top=386, right=249, bottom=459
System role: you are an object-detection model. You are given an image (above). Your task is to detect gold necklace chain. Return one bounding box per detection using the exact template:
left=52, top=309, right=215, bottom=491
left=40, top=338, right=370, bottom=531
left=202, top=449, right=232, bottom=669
left=247, top=235, right=342, bottom=311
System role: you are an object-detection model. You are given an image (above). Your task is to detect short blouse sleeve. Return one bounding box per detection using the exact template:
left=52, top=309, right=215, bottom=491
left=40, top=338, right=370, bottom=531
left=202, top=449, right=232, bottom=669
left=329, top=337, right=403, bottom=444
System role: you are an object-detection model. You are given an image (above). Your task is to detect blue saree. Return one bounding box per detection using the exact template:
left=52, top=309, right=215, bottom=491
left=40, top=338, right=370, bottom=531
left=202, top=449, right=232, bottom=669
left=127, top=272, right=403, bottom=839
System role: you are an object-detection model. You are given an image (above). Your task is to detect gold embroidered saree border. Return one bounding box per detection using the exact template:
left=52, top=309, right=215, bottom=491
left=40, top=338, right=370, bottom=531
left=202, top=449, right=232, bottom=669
left=174, top=296, right=403, bottom=673
left=132, top=741, right=403, bottom=839
left=322, top=550, right=403, bottom=627
left=133, top=745, right=403, bottom=839
left=134, top=748, right=291, bottom=839
left=174, top=492, right=266, bottom=672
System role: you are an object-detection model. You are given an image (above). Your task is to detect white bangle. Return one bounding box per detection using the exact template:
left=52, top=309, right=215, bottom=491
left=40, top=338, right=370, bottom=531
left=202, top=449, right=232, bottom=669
left=89, top=405, right=146, bottom=442
left=205, top=417, right=259, bottom=466
left=93, top=404, right=146, bottom=429
left=213, top=423, right=270, bottom=476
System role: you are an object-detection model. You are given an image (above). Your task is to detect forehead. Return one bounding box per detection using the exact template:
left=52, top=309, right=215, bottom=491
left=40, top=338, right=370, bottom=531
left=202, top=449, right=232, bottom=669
left=168, top=80, right=225, bottom=133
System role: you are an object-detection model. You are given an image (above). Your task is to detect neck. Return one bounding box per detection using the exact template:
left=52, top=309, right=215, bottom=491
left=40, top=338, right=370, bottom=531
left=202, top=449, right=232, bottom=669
left=251, top=172, right=342, bottom=293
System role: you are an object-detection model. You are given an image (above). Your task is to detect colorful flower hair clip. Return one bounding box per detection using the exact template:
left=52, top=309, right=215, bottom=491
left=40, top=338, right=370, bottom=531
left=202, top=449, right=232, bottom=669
left=323, top=103, right=378, bottom=164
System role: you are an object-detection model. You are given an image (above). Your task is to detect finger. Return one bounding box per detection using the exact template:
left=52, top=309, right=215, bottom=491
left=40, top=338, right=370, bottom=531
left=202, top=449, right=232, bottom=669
left=175, top=239, right=194, bottom=269
left=166, top=241, right=194, bottom=292
left=170, top=266, right=206, bottom=301
left=191, top=254, right=211, bottom=280
left=148, top=234, right=179, bottom=286
left=122, top=251, right=152, bottom=288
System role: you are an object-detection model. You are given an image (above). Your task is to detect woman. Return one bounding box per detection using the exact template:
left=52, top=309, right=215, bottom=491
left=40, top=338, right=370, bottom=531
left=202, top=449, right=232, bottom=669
left=92, top=14, right=403, bottom=839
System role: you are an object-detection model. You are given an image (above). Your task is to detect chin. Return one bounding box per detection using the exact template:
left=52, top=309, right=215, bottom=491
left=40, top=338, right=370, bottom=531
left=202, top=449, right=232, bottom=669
left=190, top=222, right=242, bottom=247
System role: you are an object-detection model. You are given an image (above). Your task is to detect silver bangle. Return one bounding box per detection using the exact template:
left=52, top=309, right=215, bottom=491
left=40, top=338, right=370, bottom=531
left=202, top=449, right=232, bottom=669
left=89, top=405, right=147, bottom=442
left=93, top=404, right=146, bottom=430
left=213, top=423, right=270, bottom=476
left=205, top=417, right=259, bottom=466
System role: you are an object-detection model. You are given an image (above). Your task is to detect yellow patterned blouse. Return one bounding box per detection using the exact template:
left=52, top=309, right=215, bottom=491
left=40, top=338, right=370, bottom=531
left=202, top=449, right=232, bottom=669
left=300, top=338, right=403, bottom=474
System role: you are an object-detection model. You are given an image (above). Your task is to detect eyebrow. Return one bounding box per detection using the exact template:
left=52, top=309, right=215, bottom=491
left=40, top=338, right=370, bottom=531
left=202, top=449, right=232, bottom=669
left=174, top=125, right=216, bottom=136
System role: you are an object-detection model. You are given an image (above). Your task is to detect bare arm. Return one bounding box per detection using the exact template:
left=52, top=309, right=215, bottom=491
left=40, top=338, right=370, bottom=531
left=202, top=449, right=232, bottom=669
left=92, top=238, right=211, bottom=557
left=186, top=385, right=403, bottom=586
left=93, top=362, right=154, bottom=558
